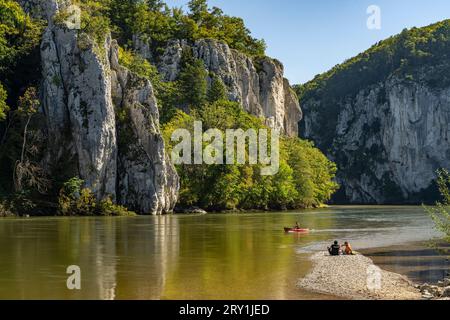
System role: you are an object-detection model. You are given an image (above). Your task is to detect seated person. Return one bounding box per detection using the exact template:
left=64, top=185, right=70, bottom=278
left=295, top=222, right=300, bottom=229
left=342, top=242, right=353, bottom=255
left=328, top=241, right=341, bottom=256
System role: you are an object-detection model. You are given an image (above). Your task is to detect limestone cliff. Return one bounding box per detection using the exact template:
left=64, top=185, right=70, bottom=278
left=18, top=0, right=302, bottom=213
left=299, top=20, right=450, bottom=204
left=141, top=38, right=302, bottom=136
left=301, top=75, right=450, bottom=204
left=20, top=0, right=179, bottom=214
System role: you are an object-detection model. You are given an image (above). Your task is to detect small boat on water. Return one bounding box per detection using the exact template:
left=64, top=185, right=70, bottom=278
left=284, top=227, right=310, bottom=234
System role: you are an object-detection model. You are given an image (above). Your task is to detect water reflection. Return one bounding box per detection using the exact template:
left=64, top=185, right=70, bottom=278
left=113, top=215, right=180, bottom=299
left=0, top=207, right=443, bottom=299
left=0, top=216, right=180, bottom=299
left=161, top=214, right=327, bottom=299
left=364, top=244, right=450, bottom=284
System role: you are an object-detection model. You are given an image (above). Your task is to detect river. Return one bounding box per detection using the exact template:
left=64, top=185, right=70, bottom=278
left=0, top=206, right=446, bottom=300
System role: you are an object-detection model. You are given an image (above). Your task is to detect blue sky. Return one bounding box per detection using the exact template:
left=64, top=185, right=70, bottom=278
left=165, top=0, right=450, bottom=84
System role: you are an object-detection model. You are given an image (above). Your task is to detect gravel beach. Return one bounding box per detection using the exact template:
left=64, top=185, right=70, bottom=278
left=298, top=252, right=422, bottom=300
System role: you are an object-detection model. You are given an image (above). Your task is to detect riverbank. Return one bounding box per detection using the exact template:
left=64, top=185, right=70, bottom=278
left=297, top=252, right=422, bottom=300
left=362, top=242, right=450, bottom=284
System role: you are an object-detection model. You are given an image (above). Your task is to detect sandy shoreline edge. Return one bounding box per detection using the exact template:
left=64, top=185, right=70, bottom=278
left=297, top=252, right=422, bottom=300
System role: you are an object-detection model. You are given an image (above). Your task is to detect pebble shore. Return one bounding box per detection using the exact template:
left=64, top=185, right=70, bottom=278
left=297, top=252, right=422, bottom=300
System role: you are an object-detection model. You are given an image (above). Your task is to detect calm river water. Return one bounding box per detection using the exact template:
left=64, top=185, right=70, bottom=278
left=0, top=206, right=444, bottom=300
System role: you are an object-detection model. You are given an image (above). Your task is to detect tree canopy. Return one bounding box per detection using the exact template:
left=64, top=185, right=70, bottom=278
left=425, top=169, right=450, bottom=244
left=107, top=0, right=266, bottom=57
left=0, top=0, right=43, bottom=119
left=296, top=19, right=450, bottom=150
left=162, top=100, right=338, bottom=211
left=298, top=20, right=450, bottom=102
left=0, top=83, right=7, bottom=120
left=0, top=0, right=338, bottom=215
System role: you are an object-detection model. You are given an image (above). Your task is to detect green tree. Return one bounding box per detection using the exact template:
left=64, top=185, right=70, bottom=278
left=207, top=74, right=227, bottom=103
left=218, top=16, right=266, bottom=56
left=162, top=101, right=338, bottom=211
left=13, top=87, right=48, bottom=193
left=58, top=177, right=136, bottom=216
left=106, top=0, right=265, bottom=57
left=0, top=0, right=43, bottom=73
left=425, top=169, right=450, bottom=243
left=118, top=46, right=158, bottom=79
left=188, top=0, right=208, bottom=23
left=0, top=83, right=8, bottom=121
left=0, top=1, right=43, bottom=203
left=146, top=0, right=166, bottom=11
left=178, top=49, right=208, bottom=109
left=107, top=0, right=138, bottom=43
left=132, top=1, right=175, bottom=56
left=16, top=87, right=39, bottom=164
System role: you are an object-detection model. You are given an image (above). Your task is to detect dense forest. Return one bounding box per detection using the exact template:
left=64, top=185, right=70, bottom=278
left=162, top=102, right=337, bottom=211
left=0, top=0, right=338, bottom=216
left=297, top=19, right=450, bottom=99
left=65, top=0, right=266, bottom=57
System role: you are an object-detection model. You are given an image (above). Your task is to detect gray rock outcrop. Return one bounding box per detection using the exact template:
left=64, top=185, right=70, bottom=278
left=20, top=0, right=303, bottom=213
left=154, top=39, right=302, bottom=136
left=21, top=0, right=179, bottom=214
left=302, top=76, right=450, bottom=204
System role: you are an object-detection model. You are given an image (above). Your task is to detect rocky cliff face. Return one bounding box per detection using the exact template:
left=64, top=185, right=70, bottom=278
left=21, top=0, right=179, bottom=214
left=302, top=76, right=450, bottom=204
left=151, top=39, right=302, bottom=136
left=19, top=0, right=301, bottom=213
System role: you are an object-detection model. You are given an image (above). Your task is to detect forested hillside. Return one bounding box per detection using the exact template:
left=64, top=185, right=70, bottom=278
left=0, top=0, right=338, bottom=216
left=297, top=20, right=450, bottom=204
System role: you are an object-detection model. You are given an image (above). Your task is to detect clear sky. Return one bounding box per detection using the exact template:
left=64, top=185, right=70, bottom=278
left=165, top=0, right=450, bottom=84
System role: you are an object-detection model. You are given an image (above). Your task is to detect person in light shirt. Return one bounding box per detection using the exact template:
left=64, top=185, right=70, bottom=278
left=342, top=241, right=354, bottom=255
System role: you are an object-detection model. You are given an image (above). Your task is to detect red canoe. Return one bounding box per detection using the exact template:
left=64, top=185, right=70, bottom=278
left=284, top=227, right=310, bottom=233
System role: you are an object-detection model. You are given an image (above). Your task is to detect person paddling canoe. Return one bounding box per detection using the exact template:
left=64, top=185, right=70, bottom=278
left=284, top=221, right=309, bottom=233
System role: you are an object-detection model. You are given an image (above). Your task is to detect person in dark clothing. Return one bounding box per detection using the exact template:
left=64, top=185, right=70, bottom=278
left=328, top=241, right=341, bottom=256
